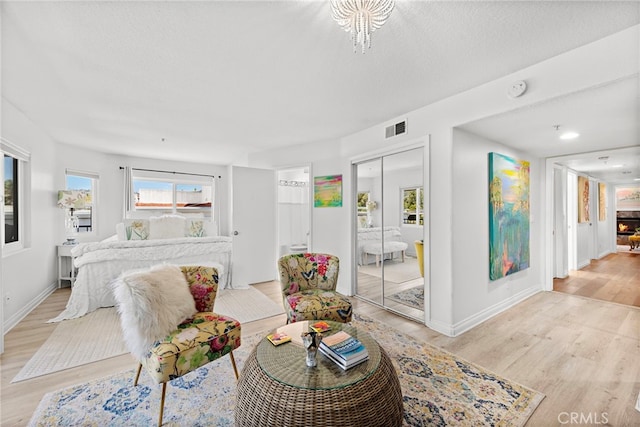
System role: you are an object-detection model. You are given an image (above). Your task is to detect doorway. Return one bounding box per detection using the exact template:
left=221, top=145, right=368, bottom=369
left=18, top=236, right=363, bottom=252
left=277, top=166, right=311, bottom=259
left=354, top=147, right=426, bottom=321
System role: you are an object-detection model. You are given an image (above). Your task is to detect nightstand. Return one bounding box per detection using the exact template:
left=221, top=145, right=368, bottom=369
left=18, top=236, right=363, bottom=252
left=57, top=244, right=78, bottom=288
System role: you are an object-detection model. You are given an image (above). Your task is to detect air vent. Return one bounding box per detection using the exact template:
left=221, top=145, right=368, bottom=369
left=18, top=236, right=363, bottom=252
left=385, top=120, right=407, bottom=138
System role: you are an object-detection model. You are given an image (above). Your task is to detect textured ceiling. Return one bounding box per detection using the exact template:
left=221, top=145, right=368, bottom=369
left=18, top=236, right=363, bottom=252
left=1, top=1, right=639, bottom=171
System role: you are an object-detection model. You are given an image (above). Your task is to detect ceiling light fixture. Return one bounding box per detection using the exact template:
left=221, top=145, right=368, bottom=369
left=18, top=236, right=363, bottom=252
left=559, top=131, right=580, bottom=140
left=330, top=0, right=395, bottom=53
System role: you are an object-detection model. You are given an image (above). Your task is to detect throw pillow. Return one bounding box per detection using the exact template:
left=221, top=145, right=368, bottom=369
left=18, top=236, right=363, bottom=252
left=112, top=264, right=196, bottom=360
left=186, top=219, right=206, bottom=237
left=123, top=219, right=149, bottom=240
left=149, top=214, right=186, bottom=239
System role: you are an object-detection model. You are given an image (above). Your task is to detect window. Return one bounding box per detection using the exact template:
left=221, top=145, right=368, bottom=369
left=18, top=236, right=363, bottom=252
left=4, top=155, right=18, bottom=244
left=402, top=187, right=424, bottom=225
left=2, top=138, right=30, bottom=250
left=65, top=170, right=98, bottom=234
left=131, top=170, right=214, bottom=219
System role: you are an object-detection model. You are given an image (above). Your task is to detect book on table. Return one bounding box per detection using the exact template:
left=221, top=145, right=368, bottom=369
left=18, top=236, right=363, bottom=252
left=319, top=330, right=368, bottom=369
left=310, top=321, right=331, bottom=333
left=266, top=332, right=291, bottom=346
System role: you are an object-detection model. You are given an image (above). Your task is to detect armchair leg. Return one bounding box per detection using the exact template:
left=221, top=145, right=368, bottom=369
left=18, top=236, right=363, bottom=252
left=229, top=351, right=239, bottom=380
left=158, top=382, right=167, bottom=427
left=133, top=363, right=143, bottom=386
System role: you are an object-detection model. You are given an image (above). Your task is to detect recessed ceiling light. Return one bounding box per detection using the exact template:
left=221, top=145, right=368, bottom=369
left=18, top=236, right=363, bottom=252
left=611, top=165, right=623, bottom=168
left=559, top=132, right=580, bottom=140
left=634, top=178, right=640, bottom=181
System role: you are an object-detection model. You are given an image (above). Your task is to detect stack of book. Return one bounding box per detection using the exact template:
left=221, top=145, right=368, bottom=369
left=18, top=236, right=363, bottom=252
left=319, top=330, right=369, bottom=370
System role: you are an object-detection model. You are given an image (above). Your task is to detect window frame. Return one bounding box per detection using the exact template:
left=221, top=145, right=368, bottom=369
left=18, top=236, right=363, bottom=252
left=1, top=138, right=30, bottom=254
left=129, top=169, right=214, bottom=220
left=65, top=169, right=99, bottom=237
left=401, top=186, right=424, bottom=226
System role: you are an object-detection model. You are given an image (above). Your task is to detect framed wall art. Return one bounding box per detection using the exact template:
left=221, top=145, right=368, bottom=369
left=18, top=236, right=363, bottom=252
left=488, top=152, right=530, bottom=280
left=577, top=176, right=590, bottom=223
left=314, top=175, right=342, bottom=207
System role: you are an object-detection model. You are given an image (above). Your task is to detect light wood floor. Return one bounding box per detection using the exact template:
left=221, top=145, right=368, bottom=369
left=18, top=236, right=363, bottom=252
left=554, top=250, right=640, bottom=307
left=2, top=277, right=639, bottom=426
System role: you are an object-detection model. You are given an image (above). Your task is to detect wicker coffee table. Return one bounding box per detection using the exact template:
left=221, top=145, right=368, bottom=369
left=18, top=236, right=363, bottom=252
left=235, top=321, right=403, bottom=427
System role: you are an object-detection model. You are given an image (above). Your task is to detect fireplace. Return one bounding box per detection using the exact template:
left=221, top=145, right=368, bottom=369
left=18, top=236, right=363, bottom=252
left=617, top=211, right=640, bottom=244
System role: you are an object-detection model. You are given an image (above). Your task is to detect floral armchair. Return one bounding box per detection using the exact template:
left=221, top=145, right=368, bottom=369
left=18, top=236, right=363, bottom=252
left=278, top=253, right=352, bottom=324
left=114, top=265, right=241, bottom=426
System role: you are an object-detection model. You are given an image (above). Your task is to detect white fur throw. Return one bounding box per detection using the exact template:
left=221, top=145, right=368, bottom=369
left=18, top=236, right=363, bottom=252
left=112, top=264, right=196, bottom=360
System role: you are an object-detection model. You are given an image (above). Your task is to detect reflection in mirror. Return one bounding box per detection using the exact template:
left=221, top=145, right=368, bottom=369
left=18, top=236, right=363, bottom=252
left=356, top=158, right=382, bottom=305
left=381, top=148, right=424, bottom=321
left=355, top=148, right=425, bottom=322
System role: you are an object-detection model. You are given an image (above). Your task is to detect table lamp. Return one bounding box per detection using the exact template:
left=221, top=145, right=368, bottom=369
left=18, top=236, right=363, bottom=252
left=57, top=190, right=90, bottom=245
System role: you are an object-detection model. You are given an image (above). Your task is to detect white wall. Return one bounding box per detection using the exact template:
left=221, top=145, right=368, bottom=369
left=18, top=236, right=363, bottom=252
left=1, top=130, right=229, bottom=332
left=250, top=26, right=639, bottom=336
left=451, top=129, right=543, bottom=328
left=2, top=100, right=58, bottom=331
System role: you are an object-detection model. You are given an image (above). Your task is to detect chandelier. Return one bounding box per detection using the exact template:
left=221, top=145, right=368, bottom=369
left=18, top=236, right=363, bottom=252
left=330, top=0, right=395, bottom=53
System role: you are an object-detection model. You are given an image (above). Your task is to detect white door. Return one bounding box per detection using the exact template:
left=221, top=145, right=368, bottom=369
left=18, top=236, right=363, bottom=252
left=231, top=166, right=277, bottom=287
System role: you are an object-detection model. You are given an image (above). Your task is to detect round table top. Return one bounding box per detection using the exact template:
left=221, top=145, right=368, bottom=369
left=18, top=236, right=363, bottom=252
left=256, top=321, right=381, bottom=390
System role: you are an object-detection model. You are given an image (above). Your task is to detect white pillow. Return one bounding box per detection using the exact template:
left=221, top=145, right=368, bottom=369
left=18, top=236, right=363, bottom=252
left=185, top=219, right=218, bottom=237
left=149, top=215, right=186, bottom=239
left=112, top=264, right=196, bottom=360
left=115, top=223, right=126, bottom=241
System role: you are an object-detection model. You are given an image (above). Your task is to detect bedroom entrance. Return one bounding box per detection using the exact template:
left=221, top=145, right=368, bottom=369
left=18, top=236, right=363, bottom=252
left=353, top=146, right=427, bottom=322
left=276, top=166, right=311, bottom=258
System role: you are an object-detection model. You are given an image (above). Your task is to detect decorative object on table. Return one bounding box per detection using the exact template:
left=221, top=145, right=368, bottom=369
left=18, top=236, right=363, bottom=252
left=329, top=0, right=395, bottom=53
left=488, top=152, right=530, bottom=280
left=365, top=199, right=377, bottom=227
left=57, top=189, right=91, bottom=245
left=278, top=253, right=352, bottom=324
left=30, top=313, right=545, bottom=427
left=301, top=330, right=323, bottom=367
left=314, top=175, right=342, bottom=207
left=112, top=265, right=241, bottom=427
left=318, top=330, right=368, bottom=370
left=310, top=320, right=331, bottom=333
left=266, top=332, right=291, bottom=346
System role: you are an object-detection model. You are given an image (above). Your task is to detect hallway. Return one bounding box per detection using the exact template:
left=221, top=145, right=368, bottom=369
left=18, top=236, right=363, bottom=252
left=553, top=251, right=640, bottom=307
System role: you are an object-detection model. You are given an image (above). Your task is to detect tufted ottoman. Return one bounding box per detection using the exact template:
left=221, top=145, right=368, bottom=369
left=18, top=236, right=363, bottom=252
left=362, top=241, right=409, bottom=267
left=629, top=235, right=640, bottom=251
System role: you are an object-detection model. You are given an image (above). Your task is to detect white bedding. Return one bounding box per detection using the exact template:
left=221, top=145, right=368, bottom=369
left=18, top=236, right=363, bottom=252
left=49, top=236, right=233, bottom=322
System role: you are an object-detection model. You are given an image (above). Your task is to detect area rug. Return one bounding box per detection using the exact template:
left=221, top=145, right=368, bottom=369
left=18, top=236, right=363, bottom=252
left=29, top=313, right=544, bottom=426
left=359, top=258, right=422, bottom=283
left=215, top=285, right=284, bottom=323
left=14, top=287, right=282, bottom=383
left=387, top=286, right=424, bottom=310
left=12, top=307, right=128, bottom=383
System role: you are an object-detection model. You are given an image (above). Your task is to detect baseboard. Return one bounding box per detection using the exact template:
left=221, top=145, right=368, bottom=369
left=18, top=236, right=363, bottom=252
left=3, top=282, right=57, bottom=334
left=577, top=260, right=590, bottom=269
left=450, top=286, right=542, bottom=337
left=425, top=318, right=456, bottom=337
left=597, top=249, right=612, bottom=259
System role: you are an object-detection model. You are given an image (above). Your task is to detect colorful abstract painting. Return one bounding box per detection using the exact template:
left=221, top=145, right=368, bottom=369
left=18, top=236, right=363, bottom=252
left=577, top=176, right=590, bottom=223
left=314, top=175, right=342, bottom=207
left=489, top=153, right=530, bottom=281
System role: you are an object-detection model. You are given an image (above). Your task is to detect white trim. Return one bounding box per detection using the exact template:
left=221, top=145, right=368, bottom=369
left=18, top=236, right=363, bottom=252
left=3, top=282, right=57, bottom=334
left=0, top=137, right=30, bottom=161
left=450, top=287, right=542, bottom=337
left=65, top=168, right=99, bottom=180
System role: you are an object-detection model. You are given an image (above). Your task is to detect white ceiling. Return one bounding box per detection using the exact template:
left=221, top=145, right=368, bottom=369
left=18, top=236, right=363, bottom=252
left=2, top=1, right=639, bottom=178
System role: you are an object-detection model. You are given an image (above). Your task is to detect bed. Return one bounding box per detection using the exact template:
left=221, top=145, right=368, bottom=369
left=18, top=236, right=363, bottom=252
left=49, top=219, right=233, bottom=322
left=357, top=226, right=403, bottom=265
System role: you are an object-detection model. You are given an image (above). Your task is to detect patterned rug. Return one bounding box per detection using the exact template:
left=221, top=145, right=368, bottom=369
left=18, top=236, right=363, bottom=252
left=29, top=313, right=544, bottom=426
left=388, top=286, right=424, bottom=310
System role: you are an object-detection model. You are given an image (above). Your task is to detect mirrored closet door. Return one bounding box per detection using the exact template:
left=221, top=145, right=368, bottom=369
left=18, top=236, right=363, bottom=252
left=355, top=147, right=425, bottom=321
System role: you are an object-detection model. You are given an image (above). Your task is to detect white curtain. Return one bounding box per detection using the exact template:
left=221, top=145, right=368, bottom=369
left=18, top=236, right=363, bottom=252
left=122, top=167, right=132, bottom=219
